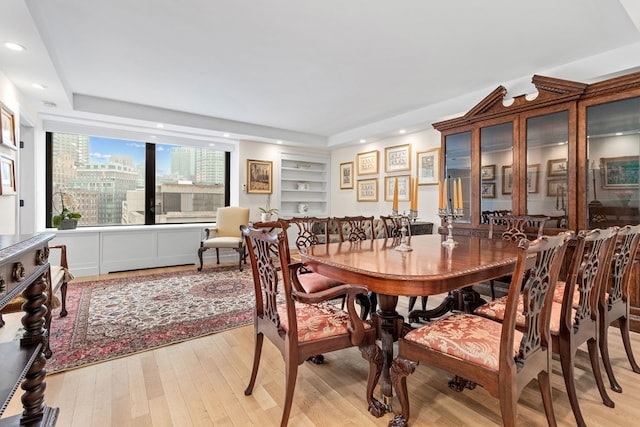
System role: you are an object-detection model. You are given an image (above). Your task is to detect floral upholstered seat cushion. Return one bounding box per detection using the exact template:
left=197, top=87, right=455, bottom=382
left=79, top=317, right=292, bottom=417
left=298, top=272, right=344, bottom=293
left=474, top=295, right=573, bottom=334
left=552, top=281, right=580, bottom=306
left=402, top=313, right=522, bottom=371
left=277, top=301, right=371, bottom=342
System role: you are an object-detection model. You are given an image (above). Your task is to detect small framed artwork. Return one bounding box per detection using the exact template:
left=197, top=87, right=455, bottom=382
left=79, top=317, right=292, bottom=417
left=0, top=155, right=16, bottom=195
left=246, top=159, right=273, bottom=194
left=481, top=182, right=496, bottom=198
left=502, top=165, right=513, bottom=195
left=481, top=164, right=496, bottom=181
left=340, top=161, right=354, bottom=189
left=384, top=175, right=411, bottom=201
left=0, top=104, right=16, bottom=147
left=357, top=150, right=379, bottom=176
left=601, top=156, right=639, bottom=189
left=357, top=178, right=378, bottom=202
left=416, top=148, right=440, bottom=185
left=547, top=179, right=567, bottom=197
left=547, top=158, right=567, bottom=177
left=385, top=144, right=411, bottom=173
left=527, top=164, right=540, bottom=193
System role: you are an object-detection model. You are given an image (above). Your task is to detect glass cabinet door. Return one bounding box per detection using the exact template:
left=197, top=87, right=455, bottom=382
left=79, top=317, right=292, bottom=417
left=480, top=122, right=513, bottom=224
left=525, top=110, right=569, bottom=229
left=587, top=96, right=640, bottom=228
left=444, top=131, right=471, bottom=223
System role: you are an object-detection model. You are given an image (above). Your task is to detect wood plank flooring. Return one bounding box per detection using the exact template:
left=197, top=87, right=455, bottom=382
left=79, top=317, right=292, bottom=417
left=3, top=264, right=640, bottom=426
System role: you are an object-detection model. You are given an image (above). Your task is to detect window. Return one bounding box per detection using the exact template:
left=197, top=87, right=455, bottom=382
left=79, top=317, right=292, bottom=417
left=46, top=132, right=230, bottom=227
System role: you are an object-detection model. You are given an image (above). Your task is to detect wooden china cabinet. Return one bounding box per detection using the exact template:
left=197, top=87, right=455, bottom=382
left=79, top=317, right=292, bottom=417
left=432, top=71, right=640, bottom=331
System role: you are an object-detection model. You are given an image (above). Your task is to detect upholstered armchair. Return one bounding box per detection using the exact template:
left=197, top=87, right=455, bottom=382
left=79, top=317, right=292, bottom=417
left=197, top=206, right=250, bottom=271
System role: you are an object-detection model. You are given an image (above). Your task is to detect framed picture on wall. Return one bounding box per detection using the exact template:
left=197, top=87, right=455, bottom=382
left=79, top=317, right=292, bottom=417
left=385, top=144, right=411, bottom=173
left=527, top=164, right=540, bottom=193
left=547, top=179, right=567, bottom=197
left=416, top=148, right=440, bottom=185
left=601, top=156, right=639, bottom=189
left=501, top=165, right=513, bottom=195
left=0, top=154, right=16, bottom=195
left=481, top=164, right=495, bottom=181
left=356, top=150, right=379, bottom=175
left=481, top=182, right=496, bottom=198
left=547, top=158, right=567, bottom=177
left=0, top=104, right=16, bottom=147
left=340, top=161, right=354, bottom=189
left=246, top=159, right=273, bottom=194
left=357, top=178, right=378, bottom=202
left=384, top=175, right=410, bottom=201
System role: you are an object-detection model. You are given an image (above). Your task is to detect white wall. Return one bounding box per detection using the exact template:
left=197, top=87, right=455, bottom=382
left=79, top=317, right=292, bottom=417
left=329, top=129, right=442, bottom=225
left=0, top=70, right=21, bottom=234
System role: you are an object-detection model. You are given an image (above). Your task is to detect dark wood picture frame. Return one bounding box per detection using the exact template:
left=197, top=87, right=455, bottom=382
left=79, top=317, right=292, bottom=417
left=246, top=159, right=273, bottom=194
left=547, top=158, right=567, bottom=177
left=501, top=165, right=513, bottom=195
left=481, top=182, right=496, bottom=198
left=481, top=164, right=496, bottom=181
left=527, top=164, right=540, bottom=193
left=601, top=156, right=639, bottom=189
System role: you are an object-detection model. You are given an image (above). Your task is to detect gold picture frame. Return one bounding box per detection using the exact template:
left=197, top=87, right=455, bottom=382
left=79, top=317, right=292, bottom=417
left=481, top=164, right=496, bottom=181
left=385, top=144, right=411, bottom=173
left=527, top=164, right=540, bottom=193
left=481, top=182, right=496, bottom=198
left=246, top=159, right=273, bottom=194
left=356, top=150, right=379, bottom=176
left=0, top=154, right=16, bottom=195
left=416, top=148, right=440, bottom=185
left=357, top=178, right=378, bottom=202
left=502, top=165, right=513, bottom=195
left=384, top=175, right=410, bottom=201
left=340, top=161, right=354, bottom=189
left=0, top=104, right=16, bottom=147
left=547, top=158, right=567, bottom=177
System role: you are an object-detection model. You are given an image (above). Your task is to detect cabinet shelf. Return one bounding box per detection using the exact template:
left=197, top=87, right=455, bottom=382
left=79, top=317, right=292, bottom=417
left=279, top=153, right=330, bottom=222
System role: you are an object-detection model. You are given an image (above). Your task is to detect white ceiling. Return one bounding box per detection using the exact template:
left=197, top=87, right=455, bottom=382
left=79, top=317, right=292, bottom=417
left=2, top=0, right=640, bottom=148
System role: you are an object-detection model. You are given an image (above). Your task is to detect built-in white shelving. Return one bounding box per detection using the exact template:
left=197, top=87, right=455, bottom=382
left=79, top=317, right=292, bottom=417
left=279, top=152, right=329, bottom=218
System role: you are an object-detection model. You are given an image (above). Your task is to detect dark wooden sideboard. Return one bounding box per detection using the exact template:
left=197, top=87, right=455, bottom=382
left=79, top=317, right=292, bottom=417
left=0, top=233, right=58, bottom=427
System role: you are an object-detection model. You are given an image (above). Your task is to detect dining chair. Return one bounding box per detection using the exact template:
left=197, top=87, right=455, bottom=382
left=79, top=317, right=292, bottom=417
left=475, top=227, right=619, bottom=427
left=598, top=224, right=640, bottom=393
left=240, top=223, right=383, bottom=427
left=336, top=215, right=376, bottom=318
left=484, top=214, right=549, bottom=300
left=389, top=232, right=572, bottom=427
left=197, top=206, right=250, bottom=271
left=380, top=215, right=427, bottom=315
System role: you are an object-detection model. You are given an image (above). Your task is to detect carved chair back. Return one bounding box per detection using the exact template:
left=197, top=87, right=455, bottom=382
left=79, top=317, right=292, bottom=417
left=336, top=215, right=375, bottom=242
left=380, top=215, right=412, bottom=239
left=488, top=214, right=548, bottom=241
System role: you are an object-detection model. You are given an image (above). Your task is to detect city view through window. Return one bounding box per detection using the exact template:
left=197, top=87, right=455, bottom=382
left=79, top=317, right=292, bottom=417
left=49, top=132, right=227, bottom=227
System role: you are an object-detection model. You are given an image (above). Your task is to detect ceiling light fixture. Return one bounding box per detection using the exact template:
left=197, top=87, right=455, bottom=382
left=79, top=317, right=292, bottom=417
left=615, top=132, right=623, bottom=136
left=399, top=129, right=407, bottom=134
left=360, top=139, right=366, bottom=143
left=276, top=140, right=283, bottom=144
left=4, top=42, right=25, bottom=51
left=32, top=83, right=47, bottom=90
left=223, top=133, right=230, bottom=137
left=156, top=123, right=164, bottom=128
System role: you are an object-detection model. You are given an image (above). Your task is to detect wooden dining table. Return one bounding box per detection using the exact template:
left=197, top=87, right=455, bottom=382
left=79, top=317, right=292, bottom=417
left=299, top=233, right=525, bottom=416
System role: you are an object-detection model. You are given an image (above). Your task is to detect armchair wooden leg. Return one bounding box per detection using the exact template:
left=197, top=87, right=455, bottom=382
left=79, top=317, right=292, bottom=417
left=360, top=344, right=385, bottom=417
left=197, top=247, right=206, bottom=271
left=244, top=332, right=264, bottom=396
left=389, top=357, right=418, bottom=426
left=59, top=280, right=68, bottom=317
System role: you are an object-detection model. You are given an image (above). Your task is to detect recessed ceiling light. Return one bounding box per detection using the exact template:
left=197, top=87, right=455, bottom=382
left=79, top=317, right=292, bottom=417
left=156, top=123, right=164, bottom=128
left=615, top=132, right=623, bottom=136
left=42, top=101, right=57, bottom=108
left=276, top=140, right=283, bottom=144
left=223, top=133, right=230, bottom=137
left=4, top=42, right=25, bottom=51
left=399, top=129, right=407, bottom=134
left=150, top=135, right=156, bottom=139
left=360, top=139, right=366, bottom=143
left=209, top=143, right=216, bottom=147
left=32, top=83, right=47, bottom=90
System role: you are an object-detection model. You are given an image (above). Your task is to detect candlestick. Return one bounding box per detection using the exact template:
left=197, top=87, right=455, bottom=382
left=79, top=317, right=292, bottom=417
left=410, top=177, right=417, bottom=211
left=457, top=177, right=462, bottom=210
left=442, top=178, right=448, bottom=211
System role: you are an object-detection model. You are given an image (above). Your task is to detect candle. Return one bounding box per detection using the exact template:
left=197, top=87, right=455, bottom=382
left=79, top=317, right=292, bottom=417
left=438, top=179, right=442, bottom=210
left=442, top=178, right=448, bottom=211
left=392, top=177, right=399, bottom=211
left=457, top=178, right=463, bottom=210
left=410, top=178, right=417, bottom=210
left=453, top=179, right=459, bottom=210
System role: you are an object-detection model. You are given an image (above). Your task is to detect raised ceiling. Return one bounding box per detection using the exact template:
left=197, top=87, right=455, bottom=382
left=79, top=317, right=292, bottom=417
left=2, top=0, right=640, bottom=148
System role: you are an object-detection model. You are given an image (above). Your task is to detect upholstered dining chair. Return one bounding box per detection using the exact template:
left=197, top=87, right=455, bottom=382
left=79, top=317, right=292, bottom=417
left=475, top=227, right=619, bottom=427
left=336, top=215, right=376, bottom=318
left=380, top=215, right=427, bottom=315
left=240, top=223, right=382, bottom=427
left=390, top=232, right=572, bottom=427
left=197, top=206, right=250, bottom=271
left=597, top=224, right=640, bottom=393
left=484, top=214, right=549, bottom=300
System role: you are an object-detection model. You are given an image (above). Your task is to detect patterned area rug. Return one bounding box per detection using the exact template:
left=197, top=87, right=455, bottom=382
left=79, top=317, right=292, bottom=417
left=47, top=266, right=255, bottom=373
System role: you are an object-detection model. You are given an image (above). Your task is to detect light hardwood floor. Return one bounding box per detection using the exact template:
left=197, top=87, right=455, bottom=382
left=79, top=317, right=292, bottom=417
left=3, top=264, right=640, bottom=426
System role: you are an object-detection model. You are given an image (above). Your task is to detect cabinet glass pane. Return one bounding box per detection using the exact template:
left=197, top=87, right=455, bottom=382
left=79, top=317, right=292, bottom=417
left=526, top=111, right=569, bottom=229
left=587, top=97, right=640, bottom=228
left=444, top=131, right=471, bottom=223
left=480, top=123, right=513, bottom=224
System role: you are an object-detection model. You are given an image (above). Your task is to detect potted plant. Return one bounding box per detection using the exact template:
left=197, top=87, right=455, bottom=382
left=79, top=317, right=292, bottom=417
left=258, top=206, right=279, bottom=222
left=52, top=191, right=82, bottom=229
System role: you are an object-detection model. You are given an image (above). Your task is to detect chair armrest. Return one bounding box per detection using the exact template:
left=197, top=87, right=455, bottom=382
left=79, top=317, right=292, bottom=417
left=203, top=227, right=219, bottom=240
left=49, top=244, right=69, bottom=269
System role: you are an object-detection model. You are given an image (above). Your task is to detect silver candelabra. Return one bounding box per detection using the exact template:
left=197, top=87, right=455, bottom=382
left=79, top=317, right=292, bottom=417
left=438, top=207, right=463, bottom=247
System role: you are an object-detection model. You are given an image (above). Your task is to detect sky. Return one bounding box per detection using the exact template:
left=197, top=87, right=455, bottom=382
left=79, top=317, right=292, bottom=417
left=88, top=136, right=173, bottom=174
